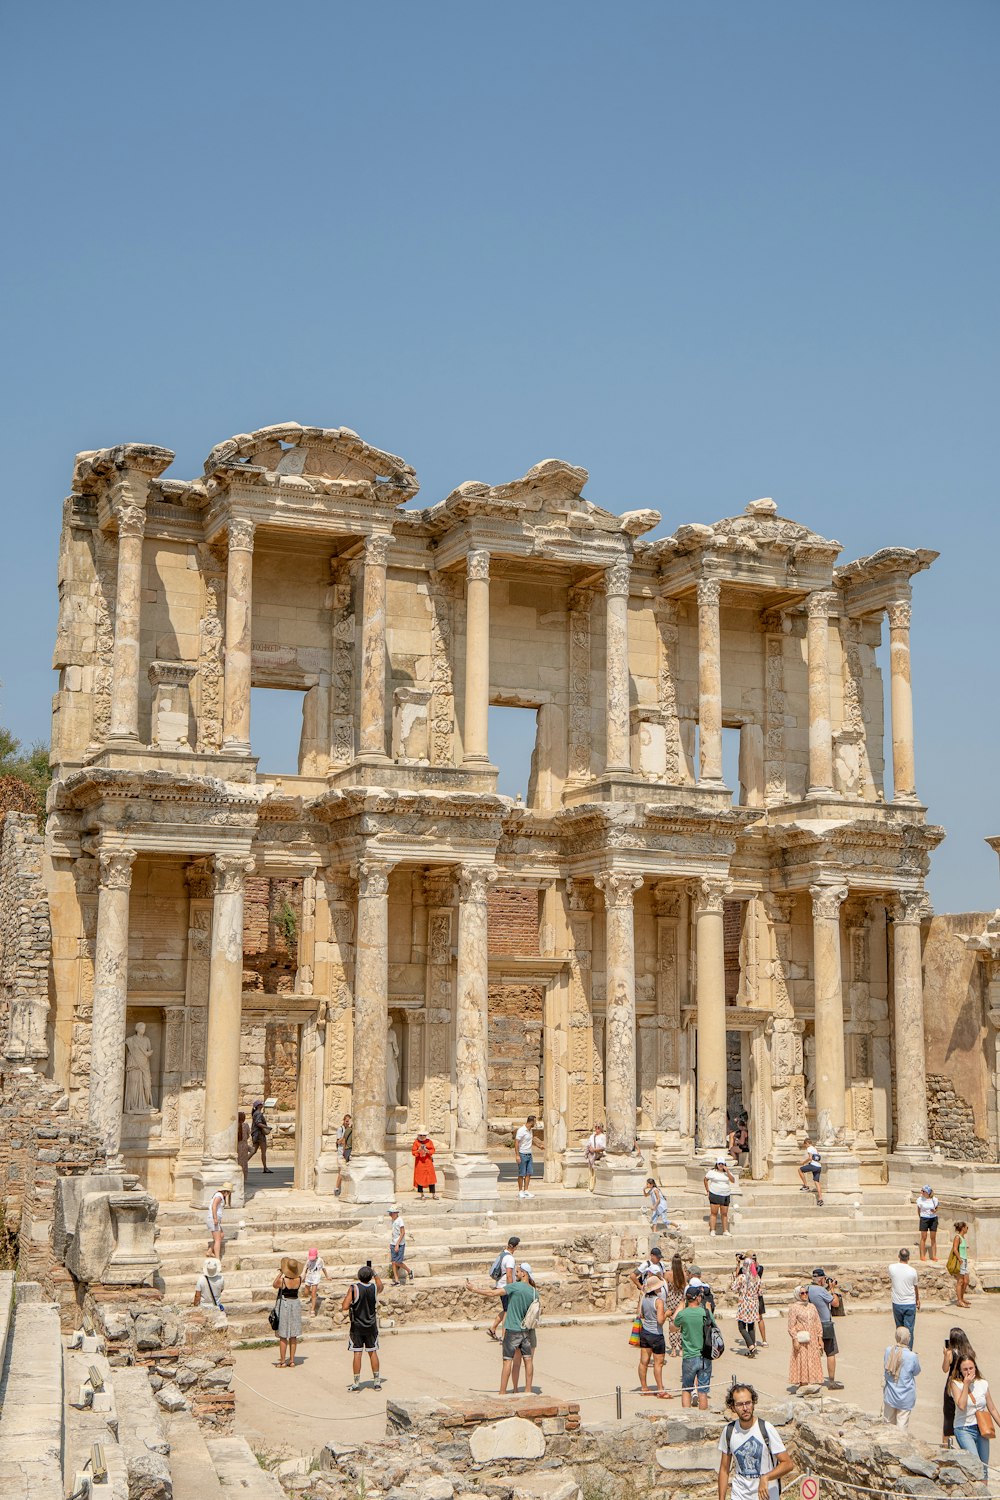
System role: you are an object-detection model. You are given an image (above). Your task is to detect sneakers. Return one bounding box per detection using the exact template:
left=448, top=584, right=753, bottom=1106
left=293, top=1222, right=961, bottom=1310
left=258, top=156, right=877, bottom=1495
left=826, top=1379, right=845, bottom=1390
left=373, top=1373, right=382, bottom=1390
left=523, top=1191, right=534, bottom=1198
left=349, top=1377, right=361, bottom=1391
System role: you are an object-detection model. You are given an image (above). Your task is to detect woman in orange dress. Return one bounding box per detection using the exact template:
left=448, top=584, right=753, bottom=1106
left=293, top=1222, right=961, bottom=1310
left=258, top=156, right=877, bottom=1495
left=787, top=1284, right=824, bottom=1391
left=412, top=1128, right=437, bottom=1196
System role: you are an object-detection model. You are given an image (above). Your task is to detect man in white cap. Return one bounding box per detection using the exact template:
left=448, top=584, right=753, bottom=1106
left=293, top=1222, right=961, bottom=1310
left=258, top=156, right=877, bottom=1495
left=388, top=1205, right=412, bottom=1284
left=703, top=1158, right=735, bottom=1236
left=466, top=1263, right=539, bottom=1395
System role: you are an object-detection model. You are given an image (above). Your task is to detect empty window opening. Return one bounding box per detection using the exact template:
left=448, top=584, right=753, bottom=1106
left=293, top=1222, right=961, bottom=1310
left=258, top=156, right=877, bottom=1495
left=721, top=726, right=742, bottom=804
left=250, top=687, right=308, bottom=775
left=489, top=704, right=538, bottom=804
left=874, top=634, right=893, bottom=801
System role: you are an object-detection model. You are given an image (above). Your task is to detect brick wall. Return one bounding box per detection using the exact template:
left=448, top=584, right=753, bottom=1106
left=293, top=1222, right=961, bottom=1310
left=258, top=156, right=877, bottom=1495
left=488, top=887, right=538, bottom=957
left=487, top=984, right=543, bottom=1124
left=242, top=876, right=301, bottom=993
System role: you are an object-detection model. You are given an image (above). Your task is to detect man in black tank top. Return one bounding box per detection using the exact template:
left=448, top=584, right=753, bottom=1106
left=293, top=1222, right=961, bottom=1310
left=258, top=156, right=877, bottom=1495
left=343, top=1263, right=384, bottom=1391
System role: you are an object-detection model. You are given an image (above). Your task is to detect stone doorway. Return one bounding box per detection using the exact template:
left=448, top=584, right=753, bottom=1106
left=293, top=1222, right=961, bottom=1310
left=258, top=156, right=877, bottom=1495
left=487, top=982, right=544, bottom=1170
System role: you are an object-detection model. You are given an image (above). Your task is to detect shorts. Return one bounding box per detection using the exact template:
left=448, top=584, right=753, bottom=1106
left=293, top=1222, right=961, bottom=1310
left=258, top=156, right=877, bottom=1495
left=708, top=1193, right=731, bottom=1207
left=348, top=1327, right=379, bottom=1351
left=681, top=1354, right=711, bottom=1393
left=518, top=1153, right=533, bottom=1176
left=758, top=1294, right=766, bottom=1315
left=502, top=1327, right=536, bottom=1360
left=500, top=1292, right=511, bottom=1311
left=960, top=1260, right=969, bottom=1276
left=390, top=1244, right=406, bottom=1264
left=803, top=1164, right=822, bottom=1178
left=639, top=1329, right=666, bottom=1355
left=821, top=1325, right=839, bottom=1357
left=920, top=1216, right=939, bottom=1233
left=343, top=1147, right=352, bottom=1162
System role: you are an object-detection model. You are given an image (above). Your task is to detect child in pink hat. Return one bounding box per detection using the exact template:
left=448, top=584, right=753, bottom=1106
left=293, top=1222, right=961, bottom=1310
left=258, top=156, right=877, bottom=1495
left=303, top=1246, right=330, bottom=1314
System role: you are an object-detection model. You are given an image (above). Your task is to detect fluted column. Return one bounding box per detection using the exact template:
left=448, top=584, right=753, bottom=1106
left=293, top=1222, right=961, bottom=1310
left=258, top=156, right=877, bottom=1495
left=805, top=590, right=836, bottom=797
left=810, top=883, right=848, bottom=1144
left=222, top=517, right=255, bottom=752
left=89, top=850, right=136, bottom=1164
left=692, top=875, right=730, bottom=1150
left=199, top=855, right=253, bottom=1204
left=887, top=599, right=917, bottom=802
left=462, top=549, right=491, bottom=765
left=595, top=870, right=643, bottom=1152
left=454, top=865, right=497, bottom=1152
left=604, top=559, right=632, bottom=774
left=359, top=534, right=391, bottom=759
left=890, top=891, right=930, bottom=1152
left=108, top=503, right=146, bottom=741
left=697, top=577, right=723, bottom=784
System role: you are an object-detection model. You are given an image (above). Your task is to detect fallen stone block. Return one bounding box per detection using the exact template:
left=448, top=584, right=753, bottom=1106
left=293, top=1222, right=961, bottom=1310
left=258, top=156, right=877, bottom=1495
left=470, top=1417, right=546, bottom=1463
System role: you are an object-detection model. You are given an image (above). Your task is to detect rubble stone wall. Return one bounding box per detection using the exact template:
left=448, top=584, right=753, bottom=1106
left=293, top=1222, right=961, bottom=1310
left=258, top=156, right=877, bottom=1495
left=85, top=1292, right=234, bottom=1430
left=922, top=912, right=991, bottom=1140
left=927, top=1072, right=991, bottom=1160
left=487, top=984, right=543, bottom=1123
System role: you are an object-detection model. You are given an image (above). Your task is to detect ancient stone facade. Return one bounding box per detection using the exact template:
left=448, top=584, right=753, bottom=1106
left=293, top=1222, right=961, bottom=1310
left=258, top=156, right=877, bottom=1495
left=12, top=422, right=955, bottom=1203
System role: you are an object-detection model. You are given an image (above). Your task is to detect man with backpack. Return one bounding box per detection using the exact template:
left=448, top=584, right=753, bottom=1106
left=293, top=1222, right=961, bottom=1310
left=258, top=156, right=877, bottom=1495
left=718, top=1381, right=793, bottom=1500
left=466, top=1263, right=540, bottom=1395
left=673, top=1284, right=714, bottom=1409
left=486, top=1235, right=520, bottom=1342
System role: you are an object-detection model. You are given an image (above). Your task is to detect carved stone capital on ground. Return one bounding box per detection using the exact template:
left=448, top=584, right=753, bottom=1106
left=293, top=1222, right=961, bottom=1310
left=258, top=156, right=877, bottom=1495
left=227, top=516, right=255, bottom=551
left=688, top=874, right=732, bottom=916
left=809, top=882, right=849, bottom=920
left=594, top=869, right=644, bottom=909
left=457, top=864, right=498, bottom=904
left=210, top=855, right=255, bottom=896
left=98, top=849, right=136, bottom=891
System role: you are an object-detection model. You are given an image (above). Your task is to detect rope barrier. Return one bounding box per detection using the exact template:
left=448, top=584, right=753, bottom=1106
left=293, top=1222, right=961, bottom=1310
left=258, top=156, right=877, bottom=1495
left=232, top=1371, right=389, bottom=1421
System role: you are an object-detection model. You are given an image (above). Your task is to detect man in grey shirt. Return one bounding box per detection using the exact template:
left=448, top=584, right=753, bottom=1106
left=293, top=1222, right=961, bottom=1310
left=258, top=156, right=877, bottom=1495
left=807, top=1268, right=843, bottom=1389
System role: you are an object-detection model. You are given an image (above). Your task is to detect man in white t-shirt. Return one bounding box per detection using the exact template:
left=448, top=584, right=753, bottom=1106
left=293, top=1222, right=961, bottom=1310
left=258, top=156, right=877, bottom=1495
left=515, top=1115, right=536, bottom=1199
left=704, top=1158, right=736, bottom=1237
left=489, top=1234, right=520, bottom=1341
left=718, top=1383, right=792, bottom=1500
left=888, top=1247, right=920, bottom=1347
left=917, top=1184, right=939, bottom=1262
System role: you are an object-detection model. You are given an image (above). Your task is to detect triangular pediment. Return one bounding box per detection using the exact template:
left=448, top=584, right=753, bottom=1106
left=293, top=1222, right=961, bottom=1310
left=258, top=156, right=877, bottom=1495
left=433, top=460, right=659, bottom=537
left=202, top=422, right=418, bottom=500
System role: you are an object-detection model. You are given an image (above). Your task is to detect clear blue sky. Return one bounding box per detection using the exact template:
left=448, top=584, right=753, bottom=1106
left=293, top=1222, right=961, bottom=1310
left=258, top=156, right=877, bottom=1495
left=1, top=2, right=996, bottom=911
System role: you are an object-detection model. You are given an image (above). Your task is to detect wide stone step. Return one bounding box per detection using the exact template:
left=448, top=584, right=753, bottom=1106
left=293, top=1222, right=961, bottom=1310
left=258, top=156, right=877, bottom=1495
left=166, top=1408, right=227, bottom=1500
left=207, top=1434, right=286, bottom=1497
left=0, top=1289, right=64, bottom=1500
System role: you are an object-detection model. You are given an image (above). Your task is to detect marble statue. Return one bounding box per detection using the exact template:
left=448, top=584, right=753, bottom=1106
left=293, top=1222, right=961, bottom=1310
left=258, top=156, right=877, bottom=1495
left=124, top=1022, right=154, bottom=1112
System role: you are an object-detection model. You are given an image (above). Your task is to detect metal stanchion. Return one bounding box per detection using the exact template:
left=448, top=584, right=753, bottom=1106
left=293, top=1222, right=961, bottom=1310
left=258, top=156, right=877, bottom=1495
left=616, top=1385, right=622, bottom=1419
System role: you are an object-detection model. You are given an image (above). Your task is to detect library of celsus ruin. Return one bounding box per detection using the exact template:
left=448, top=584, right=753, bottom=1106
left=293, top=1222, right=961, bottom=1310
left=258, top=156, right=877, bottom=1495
left=12, top=421, right=950, bottom=1205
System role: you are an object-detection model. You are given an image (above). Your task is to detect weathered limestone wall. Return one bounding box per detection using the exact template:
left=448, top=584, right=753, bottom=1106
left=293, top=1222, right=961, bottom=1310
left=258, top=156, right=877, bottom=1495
left=923, top=912, right=990, bottom=1146
left=0, top=811, right=51, bottom=1061
left=487, top=984, right=543, bottom=1123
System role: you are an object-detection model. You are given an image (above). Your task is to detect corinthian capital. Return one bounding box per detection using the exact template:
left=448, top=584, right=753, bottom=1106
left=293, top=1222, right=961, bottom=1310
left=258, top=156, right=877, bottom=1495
left=696, top=577, right=721, bottom=610
left=466, top=548, right=490, bottom=583
left=689, top=875, right=732, bottom=915
left=886, top=599, right=912, bottom=631
left=228, top=517, right=255, bottom=551
left=355, top=858, right=394, bottom=899
left=594, top=869, right=644, bottom=908
left=889, top=889, right=924, bottom=925
left=98, top=849, right=136, bottom=891
left=604, top=558, right=631, bottom=598
left=809, top=883, right=848, bottom=920
left=365, top=533, right=392, bottom=569
left=211, top=856, right=255, bottom=896
left=114, top=504, right=146, bottom=541
left=458, top=865, right=498, bottom=903
left=806, top=589, right=838, bottom=620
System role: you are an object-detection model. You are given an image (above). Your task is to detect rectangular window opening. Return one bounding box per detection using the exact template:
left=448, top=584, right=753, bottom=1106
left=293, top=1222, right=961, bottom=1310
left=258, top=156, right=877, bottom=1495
left=250, top=686, right=308, bottom=775
left=489, top=704, right=538, bottom=805
left=721, top=725, right=742, bottom=805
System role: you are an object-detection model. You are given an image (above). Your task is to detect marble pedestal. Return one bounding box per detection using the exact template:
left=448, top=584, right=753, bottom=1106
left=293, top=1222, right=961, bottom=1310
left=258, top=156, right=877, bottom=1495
left=592, top=1154, right=647, bottom=1199
left=192, top=1162, right=245, bottom=1211
left=438, top=1153, right=500, bottom=1201
left=341, top=1153, right=396, bottom=1204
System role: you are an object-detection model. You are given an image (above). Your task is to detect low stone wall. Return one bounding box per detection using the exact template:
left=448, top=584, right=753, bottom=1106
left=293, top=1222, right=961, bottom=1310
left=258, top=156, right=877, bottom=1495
left=85, top=1292, right=235, bottom=1430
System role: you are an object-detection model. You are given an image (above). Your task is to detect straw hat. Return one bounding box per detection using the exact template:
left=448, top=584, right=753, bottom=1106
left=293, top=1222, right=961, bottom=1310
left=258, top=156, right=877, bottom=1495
left=280, top=1256, right=300, bottom=1278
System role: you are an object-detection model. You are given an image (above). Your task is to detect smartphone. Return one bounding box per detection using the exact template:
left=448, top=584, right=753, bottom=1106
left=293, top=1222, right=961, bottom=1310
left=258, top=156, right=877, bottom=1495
left=366, top=1259, right=372, bottom=1268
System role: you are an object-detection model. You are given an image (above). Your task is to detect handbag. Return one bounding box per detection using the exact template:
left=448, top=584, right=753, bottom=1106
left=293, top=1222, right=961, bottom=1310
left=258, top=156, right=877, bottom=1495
left=629, top=1318, right=642, bottom=1347
left=268, top=1284, right=282, bottom=1333
left=947, top=1249, right=962, bottom=1277
left=796, top=1330, right=812, bottom=1344
left=977, top=1410, right=996, bottom=1440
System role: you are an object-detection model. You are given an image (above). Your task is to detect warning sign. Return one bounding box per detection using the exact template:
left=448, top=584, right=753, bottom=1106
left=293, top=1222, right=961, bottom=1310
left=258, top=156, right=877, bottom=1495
left=801, top=1478, right=819, bottom=1500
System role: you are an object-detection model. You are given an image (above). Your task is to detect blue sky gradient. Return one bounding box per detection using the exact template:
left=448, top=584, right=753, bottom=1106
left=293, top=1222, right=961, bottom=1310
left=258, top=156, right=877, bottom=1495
left=1, top=2, right=996, bottom=909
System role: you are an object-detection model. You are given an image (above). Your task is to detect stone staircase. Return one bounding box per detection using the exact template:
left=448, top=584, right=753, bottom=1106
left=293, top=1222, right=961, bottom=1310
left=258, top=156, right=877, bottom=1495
left=151, top=1173, right=938, bottom=1341
left=0, top=1275, right=65, bottom=1500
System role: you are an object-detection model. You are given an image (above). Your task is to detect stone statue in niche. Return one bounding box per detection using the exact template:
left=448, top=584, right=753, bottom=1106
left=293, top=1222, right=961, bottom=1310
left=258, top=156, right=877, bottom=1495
left=387, top=1027, right=401, bottom=1107
left=124, top=1023, right=154, bottom=1112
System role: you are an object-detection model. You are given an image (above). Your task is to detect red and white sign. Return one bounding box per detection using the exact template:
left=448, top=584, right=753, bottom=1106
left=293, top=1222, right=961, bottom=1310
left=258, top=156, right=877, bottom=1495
left=801, top=1477, right=819, bottom=1500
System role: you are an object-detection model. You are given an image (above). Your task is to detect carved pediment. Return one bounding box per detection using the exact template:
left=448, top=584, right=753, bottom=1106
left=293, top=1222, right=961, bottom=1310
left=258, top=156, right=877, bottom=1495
left=426, top=459, right=659, bottom=539
left=201, top=422, right=419, bottom=502
left=652, top=498, right=841, bottom=565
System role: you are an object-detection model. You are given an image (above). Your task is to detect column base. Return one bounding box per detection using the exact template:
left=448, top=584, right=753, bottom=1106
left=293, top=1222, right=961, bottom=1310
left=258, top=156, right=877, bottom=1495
left=817, top=1147, right=861, bottom=1194
left=592, top=1153, right=647, bottom=1199
left=315, top=1148, right=343, bottom=1196
left=192, top=1161, right=245, bottom=1211
left=438, top=1153, right=500, bottom=1202
left=341, top=1153, right=396, bottom=1204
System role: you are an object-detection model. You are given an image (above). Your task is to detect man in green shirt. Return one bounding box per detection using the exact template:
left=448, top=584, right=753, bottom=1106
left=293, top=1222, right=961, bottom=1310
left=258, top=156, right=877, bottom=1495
left=673, top=1288, right=711, bottom=1409
left=467, top=1264, right=540, bottom=1395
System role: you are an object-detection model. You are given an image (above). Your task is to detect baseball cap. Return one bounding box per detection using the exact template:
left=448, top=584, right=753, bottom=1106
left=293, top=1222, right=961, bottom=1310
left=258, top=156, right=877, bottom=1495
left=812, top=1267, right=826, bottom=1278
left=715, top=1157, right=726, bottom=1166
left=519, top=1261, right=533, bottom=1276
left=922, top=1184, right=933, bottom=1193
left=387, top=1205, right=400, bottom=1214
left=307, top=1248, right=318, bottom=1259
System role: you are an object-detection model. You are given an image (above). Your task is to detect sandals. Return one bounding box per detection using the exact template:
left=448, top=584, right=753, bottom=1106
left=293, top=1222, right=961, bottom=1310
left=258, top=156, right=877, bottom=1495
left=487, top=1329, right=501, bottom=1342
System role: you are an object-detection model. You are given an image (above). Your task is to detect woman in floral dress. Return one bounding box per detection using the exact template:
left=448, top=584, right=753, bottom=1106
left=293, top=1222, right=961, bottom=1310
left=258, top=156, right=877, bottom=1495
left=731, top=1256, right=761, bottom=1356
left=662, top=1253, right=686, bottom=1357
left=787, top=1284, right=825, bottom=1390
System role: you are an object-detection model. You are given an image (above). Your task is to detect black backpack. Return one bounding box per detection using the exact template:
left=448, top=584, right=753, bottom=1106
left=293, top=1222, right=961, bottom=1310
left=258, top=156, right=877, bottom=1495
left=724, top=1419, right=781, bottom=1493
left=702, top=1307, right=725, bottom=1360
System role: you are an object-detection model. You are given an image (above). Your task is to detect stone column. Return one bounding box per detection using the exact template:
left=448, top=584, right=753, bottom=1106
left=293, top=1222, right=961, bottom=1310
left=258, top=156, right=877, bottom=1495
left=196, top=855, right=253, bottom=1206
left=359, top=534, right=392, bottom=759
left=344, top=858, right=396, bottom=1200
left=691, top=875, right=730, bottom=1152
left=604, top=559, right=632, bottom=774
left=462, top=549, right=491, bottom=766
left=108, top=504, right=146, bottom=741
left=590, top=870, right=645, bottom=1196
left=890, top=891, right=930, bottom=1153
left=222, top=517, right=255, bottom=752
left=810, top=883, right=848, bottom=1144
left=89, top=849, right=136, bottom=1164
left=805, top=590, right=836, bottom=797
left=441, top=865, right=500, bottom=1198
left=887, top=599, right=918, bottom=802
left=696, top=577, right=724, bottom=784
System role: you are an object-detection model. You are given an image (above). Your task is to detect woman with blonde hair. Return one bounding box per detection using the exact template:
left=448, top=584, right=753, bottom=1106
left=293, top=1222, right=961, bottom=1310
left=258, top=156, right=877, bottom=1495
left=787, top=1284, right=824, bottom=1394
left=883, top=1326, right=921, bottom=1426
left=272, top=1256, right=302, bottom=1368
left=951, top=1222, right=972, bottom=1309
left=663, top=1254, right=686, bottom=1357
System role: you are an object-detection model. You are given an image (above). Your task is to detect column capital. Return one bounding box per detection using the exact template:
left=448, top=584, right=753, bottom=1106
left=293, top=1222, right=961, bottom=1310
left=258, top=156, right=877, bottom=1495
left=806, top=589, right=838, bottom=619
left=595, top=869, right=644, bottom=908
left=211, top=855, right=255, bottom=896
left=457, top=864, right=498, bottom=903
left=114, top=503, right=146, bottom=540
left=604, top=557, right=631, bottom=598
left=228, top=516, right=255, bottom=551
left=422, top=867, right=456, bottom=907
left=466, top=548, right=490, bottom=582
left=809, top=882, right=848, bottom=919
left=688, top=874, right=732, bottom=916
left=322, top=865, right=357, bottom=905
left=365, top=533, right=392, bottom=569
left=696, top=576, right=721, bottom=609
left=354, top=858, right=395, bottom=899
left=886, top=598, right=912, bottom=630
left=98, top=848, right=136, bottom=891
left=888, top=889, right=925, bottom=925
left=652, top=880, right=682, bottom=917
